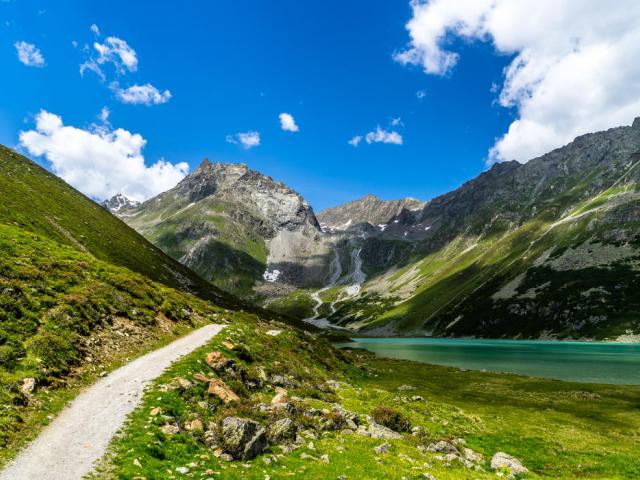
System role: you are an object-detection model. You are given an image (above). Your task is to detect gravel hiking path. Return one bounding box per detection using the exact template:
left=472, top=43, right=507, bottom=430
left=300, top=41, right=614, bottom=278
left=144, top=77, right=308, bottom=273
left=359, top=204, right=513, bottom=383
left=0, top=323, right=225, bottom=480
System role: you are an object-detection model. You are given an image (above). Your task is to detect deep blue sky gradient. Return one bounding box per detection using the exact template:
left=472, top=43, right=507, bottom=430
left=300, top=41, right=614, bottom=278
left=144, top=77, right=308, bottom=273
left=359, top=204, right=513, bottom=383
left=0, top=0, right=515, bottom=210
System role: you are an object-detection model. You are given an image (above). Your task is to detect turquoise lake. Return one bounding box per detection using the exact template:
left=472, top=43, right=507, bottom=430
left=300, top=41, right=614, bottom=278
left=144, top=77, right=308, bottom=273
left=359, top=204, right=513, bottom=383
left=334, top=338, right=640, bottom=385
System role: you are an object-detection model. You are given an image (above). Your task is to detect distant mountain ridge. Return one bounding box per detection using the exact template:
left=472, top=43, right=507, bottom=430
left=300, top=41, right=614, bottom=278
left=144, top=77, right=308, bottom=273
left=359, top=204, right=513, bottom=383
left=317, top=194, right=425, bottom=232
left=104, top=117, right=640, bottom=340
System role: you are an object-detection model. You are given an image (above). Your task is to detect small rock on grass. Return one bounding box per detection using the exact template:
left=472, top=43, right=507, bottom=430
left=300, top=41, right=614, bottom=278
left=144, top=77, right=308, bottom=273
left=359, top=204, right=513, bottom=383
left=426, top=441, right=459, bottom=455
left=160, top=424, right=180, bottom=435
left=374, top=442, right=391, bottom=454
left=21, top=377, right=35, bottom=395
left=397, top=385, right=416, bottom=391
left=271, top=387, right=289, bottom=406
left=491, top=452, right=528, bottom=475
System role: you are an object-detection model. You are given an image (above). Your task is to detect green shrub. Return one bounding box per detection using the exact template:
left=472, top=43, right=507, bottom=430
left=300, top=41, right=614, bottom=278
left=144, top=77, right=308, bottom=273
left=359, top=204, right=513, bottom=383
left=371, top=405, right=412, bottom=432
left=25, top=330, right=80, bottom=376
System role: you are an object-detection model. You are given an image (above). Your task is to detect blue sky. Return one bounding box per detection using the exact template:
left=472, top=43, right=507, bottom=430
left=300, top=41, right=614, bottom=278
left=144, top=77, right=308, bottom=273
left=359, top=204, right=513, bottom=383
left=3, top=1, right=637, bottom=211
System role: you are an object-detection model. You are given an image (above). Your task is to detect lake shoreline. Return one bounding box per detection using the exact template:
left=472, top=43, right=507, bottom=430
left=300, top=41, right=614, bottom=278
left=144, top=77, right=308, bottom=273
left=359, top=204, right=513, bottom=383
left=334, top=336, right=640, bottom=385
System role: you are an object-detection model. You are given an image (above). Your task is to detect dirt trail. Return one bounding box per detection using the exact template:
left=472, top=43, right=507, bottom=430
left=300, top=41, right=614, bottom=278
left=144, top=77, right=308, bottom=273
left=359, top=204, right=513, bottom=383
left=0, top=324, right=225, bottom=480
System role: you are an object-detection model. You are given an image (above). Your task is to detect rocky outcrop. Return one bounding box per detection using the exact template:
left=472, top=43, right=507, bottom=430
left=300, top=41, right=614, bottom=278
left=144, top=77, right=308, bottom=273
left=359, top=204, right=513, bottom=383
left=221, top=416, right=268, bottom=460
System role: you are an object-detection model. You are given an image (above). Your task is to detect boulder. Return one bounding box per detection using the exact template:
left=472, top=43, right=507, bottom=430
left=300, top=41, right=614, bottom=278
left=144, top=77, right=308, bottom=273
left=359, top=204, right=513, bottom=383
left=271, top=387, right=289, bottom=406
left=205, top=351, right=233, bottom=370
left=186, top=418, right=203, bottom=432
left=21, top=377, right=35, bottom=395
left=221, top=417, right=268, bottom=460
left=268, top=417, right=297, bottom=442
left=491, top=452, right=528, bottom=475
left=208, top=379, right=240, bottom=404
left=193, top=372, right=210, bottom=383
left=462, top=447, right=483, bottom=463
left=427, top=441, right=460, bottom=455
left=174, top=377, right=193, bottom=390
left=160, top=424, right=180, bottom=435
left=397, top=385, right=416, bottom=391
left=366, top=422, right=402, bottom=439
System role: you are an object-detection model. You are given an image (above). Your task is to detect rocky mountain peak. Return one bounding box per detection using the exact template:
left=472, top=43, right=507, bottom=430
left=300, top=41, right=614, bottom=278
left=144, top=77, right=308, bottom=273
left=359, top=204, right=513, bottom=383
left=317, top=194, right=425, bottom=231
left=633, top=116, right=640, bottom=129
left=101, top=193, right=141, bottom=214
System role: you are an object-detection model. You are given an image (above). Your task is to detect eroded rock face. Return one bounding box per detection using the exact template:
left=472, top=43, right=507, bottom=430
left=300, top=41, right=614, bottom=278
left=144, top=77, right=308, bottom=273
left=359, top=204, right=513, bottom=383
left=221, top=417, right=268, bottom=460
left=491, top=452, right=528, bottom=475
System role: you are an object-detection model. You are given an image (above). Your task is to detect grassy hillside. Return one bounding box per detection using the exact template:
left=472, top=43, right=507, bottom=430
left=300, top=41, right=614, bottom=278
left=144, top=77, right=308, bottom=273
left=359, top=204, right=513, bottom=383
left=92, top=315, right=640, bottom=479
left=0, top=145, right=239, bottom=308
left=126, top=195, right=269, bottom=296
left=0, top=222, right=228, bottom=465
left=332, top=181, right=640, bottom=338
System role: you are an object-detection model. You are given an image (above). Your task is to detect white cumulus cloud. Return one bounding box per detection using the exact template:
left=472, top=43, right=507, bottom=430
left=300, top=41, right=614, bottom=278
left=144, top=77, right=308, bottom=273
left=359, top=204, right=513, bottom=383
left=350, top=119, right=404, bottom=147
left=395, top=0, right=640, bottom=164
left=226, top=131, right=261, bottom=149
left=19, top=110, right=188, bottom=201
left=279, top=112, right=299, bottom=132
left=81, top=33, right=138, bottom=79
left=94, top=36, right=138, bottom=73
left=348, top=135, right=363, bottom=147
left=114, top=83, right=172, bottom=105
left=15, top=41, right=45, bottom=67
left=365, top=126, right=403, bottom=145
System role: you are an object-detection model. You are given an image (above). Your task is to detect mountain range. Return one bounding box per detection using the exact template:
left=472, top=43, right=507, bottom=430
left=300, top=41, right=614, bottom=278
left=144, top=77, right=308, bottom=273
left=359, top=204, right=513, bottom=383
left=2, top=119, right=639, bottom=479
left=102, top=117, right=640, bottom=340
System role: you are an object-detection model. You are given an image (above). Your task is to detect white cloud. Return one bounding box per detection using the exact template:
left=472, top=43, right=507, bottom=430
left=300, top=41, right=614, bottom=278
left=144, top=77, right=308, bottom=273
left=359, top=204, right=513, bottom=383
left=279, top=112, right=299, bottom=132
left=350, top=118, right=404, bottom=147
left=90, top=23, right=100, bottom=36
left=94, top=36, right=138, bottom=73
left=226, top=131, right=261, bottom=149
left=81, top=34, right=138, bottom=79
left=348, top=135, right=363, bottom=147
left=19, top=110, right=188, bottom=201
left=98, top=106, right=110, bottom=123
left=395, top=0, right=640, bottom=164
left=15, top=41, right=45, bottom=67
left=114, top=83, right=172, bottom=105
left=365, top=126, right=403, bottom=145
